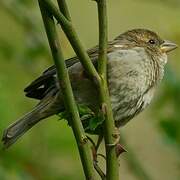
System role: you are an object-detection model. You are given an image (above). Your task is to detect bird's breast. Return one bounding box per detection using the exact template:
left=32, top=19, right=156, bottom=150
left=106, top=48, right=162, bottom=126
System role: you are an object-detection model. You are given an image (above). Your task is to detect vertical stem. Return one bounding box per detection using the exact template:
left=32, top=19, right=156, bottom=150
left=57, top=0, right=71, bottom=20
left=97, top=0, right=119, bottom=179
left=97, top=0, right=108, bottom=77
left=41, top=0, right=120, bottom=179
left=38, top=1, right=96, bottom=179
left=42, top=0, right=100, bottom=81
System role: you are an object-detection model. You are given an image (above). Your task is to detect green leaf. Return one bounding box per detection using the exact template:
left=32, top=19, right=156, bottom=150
left=88, top=116, right=104, bottom=131
left=57, top=104, right=104, bottom=134
left=78, top=104, right=94, bottom=117
left=58, top=111, right=70, bottom=121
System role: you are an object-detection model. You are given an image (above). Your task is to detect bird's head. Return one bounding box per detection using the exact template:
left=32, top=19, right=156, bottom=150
left=115, top=29, right=177, bottom=55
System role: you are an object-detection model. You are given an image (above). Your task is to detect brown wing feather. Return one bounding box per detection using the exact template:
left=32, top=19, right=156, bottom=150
left=24, top=57, right=79, bottom=99
left=24, top=41, right=115, bottom=100
left=24, top=46, right=100, bottom=100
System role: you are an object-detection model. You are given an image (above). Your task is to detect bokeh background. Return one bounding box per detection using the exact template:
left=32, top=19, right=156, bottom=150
left=0, top=0, right=180, bottom=179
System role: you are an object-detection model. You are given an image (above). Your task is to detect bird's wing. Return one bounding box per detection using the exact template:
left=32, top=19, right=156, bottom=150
left=24, top=46, right=100, bottom=100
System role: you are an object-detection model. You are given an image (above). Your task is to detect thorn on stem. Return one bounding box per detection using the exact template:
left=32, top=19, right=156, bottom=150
left=115, top=143, right=127, bottom=157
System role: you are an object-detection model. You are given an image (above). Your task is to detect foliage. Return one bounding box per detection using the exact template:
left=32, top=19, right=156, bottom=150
left=58, top=104, right=105, bottom=134
left=0, top=0, right=180, bottom=179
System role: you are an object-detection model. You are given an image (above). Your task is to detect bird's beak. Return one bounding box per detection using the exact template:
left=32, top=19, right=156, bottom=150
left=160, top=40, right=178, bottom=53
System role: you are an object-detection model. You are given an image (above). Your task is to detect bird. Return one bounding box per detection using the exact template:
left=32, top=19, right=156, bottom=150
left=2, top=29, right=177, bottom=148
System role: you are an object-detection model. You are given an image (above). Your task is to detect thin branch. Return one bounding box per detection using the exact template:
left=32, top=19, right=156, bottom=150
left=38, top=1, right=96, bottom=179
left=42, top=0, right=100, bottom=83
left=96, top=0, right=119, bottom=179
left=97, top=0, right=108, bottom=77
left=94, top=161, right=106, bottom=179
left=42, top=0, right=119, bottom=179
left=57, top=0, right=71, bottom=20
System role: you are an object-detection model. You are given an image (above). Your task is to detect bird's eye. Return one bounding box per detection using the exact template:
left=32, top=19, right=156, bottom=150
left=148, top=39, right=155, bottom=44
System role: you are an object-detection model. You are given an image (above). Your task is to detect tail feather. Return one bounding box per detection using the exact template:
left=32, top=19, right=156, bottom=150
left=2, top=107, right=44, bottom=148
left=2, top=90, right=61, bottom=148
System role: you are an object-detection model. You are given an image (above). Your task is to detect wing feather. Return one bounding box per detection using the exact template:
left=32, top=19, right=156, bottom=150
left=24, top=46, right=99, bottom=100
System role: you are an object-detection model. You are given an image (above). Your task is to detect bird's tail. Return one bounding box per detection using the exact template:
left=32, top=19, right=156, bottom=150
left=2, top=94, right=60, bottom=148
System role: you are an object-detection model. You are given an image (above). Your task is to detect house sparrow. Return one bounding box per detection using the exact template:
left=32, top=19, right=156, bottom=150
left=2, top=29, right=177, bottom=148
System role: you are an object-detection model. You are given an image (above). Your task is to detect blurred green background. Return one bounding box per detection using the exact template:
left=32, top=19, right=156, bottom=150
left=0, top=0, right=180, bottom=179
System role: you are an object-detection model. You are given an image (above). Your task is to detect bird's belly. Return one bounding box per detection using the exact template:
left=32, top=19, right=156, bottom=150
left=110, top=87, right=155, bottom=127
left=106, top=50, right=156, bottom=126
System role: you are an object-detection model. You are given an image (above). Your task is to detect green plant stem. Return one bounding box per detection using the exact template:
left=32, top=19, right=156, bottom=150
left=42, top=0, right=100, bottom=83
left=38, top=1, right=96, bottom=179
left=42, top=0, right=120, bottom=178
left=57, top=0, right=71, bottom=20
left=97, top=0, right=108, bottom=77
left=96, top=0, right=119, bottom=179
